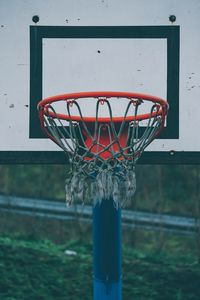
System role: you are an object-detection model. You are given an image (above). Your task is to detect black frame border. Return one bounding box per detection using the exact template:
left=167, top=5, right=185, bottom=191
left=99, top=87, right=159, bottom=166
left=1, top=151, right=200, bottom=165
left=30, top=25, right=180, bottom=140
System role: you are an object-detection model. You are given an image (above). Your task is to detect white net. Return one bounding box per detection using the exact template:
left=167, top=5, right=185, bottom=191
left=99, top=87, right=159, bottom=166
left=65, top=167, right=136, bottom=208
left=38, top=92, right=168, bottom=208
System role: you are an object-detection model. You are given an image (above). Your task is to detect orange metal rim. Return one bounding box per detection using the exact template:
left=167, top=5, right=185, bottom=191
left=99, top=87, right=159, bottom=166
left=38, top=91, right=169, bottom=123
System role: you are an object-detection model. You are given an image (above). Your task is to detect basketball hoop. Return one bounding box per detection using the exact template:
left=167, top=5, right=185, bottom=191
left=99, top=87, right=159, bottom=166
left=38, top=91, right=168, bottom=206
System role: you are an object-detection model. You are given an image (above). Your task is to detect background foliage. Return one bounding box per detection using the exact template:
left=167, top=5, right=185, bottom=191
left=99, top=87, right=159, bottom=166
left=0, top=164, right=200, bottom=299
left=0, top=164, right=199, bottom=215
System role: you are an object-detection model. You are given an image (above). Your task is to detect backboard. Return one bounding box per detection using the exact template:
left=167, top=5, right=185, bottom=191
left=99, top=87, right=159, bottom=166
left=1, top=0, right=200, bottom=164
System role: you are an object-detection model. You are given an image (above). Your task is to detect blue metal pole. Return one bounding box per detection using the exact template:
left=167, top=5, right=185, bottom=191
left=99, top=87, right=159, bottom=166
left=93, top=198, right=122, bottom=300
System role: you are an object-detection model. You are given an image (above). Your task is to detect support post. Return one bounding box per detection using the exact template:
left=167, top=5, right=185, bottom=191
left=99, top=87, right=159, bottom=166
left=93, top=198, right=122, bottom=300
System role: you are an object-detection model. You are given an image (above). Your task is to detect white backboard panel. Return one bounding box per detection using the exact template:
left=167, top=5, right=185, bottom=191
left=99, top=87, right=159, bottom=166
left=43, top=39, right=167, bottom=98
left=0, top=0, right=200, bottom=163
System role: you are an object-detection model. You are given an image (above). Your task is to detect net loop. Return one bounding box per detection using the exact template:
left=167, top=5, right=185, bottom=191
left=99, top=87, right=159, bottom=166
left=131, top=98, right=143, bottom=107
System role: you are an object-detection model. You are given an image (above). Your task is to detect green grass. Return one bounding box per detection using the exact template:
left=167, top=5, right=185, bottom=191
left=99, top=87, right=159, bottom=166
left=0, top=235, right=200, bottom=300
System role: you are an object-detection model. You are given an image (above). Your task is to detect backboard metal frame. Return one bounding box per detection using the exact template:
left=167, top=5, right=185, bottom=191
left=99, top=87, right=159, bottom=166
left=1, top=0, right=200, bottom=165
left=3, top=25, right=198, bottom=164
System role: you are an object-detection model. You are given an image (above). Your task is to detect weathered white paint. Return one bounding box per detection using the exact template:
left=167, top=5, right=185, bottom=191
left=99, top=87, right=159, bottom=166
left=0, top=0, right=200, bottom=156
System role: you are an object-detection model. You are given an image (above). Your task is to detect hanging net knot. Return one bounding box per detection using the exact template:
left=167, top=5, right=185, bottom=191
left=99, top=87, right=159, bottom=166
left=131, top=98, right=143, bottom=107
